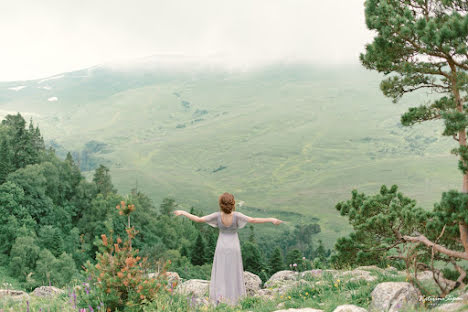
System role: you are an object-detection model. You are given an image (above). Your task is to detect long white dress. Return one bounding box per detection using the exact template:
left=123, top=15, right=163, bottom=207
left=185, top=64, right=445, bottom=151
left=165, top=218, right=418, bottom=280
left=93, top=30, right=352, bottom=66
left=203, top=211, right=250, bottom=306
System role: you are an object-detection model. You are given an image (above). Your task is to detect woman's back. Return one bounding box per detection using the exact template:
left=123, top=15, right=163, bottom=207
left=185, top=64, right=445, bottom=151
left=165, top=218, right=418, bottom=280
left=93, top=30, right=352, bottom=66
left=204, top=211, right=249, bottom=305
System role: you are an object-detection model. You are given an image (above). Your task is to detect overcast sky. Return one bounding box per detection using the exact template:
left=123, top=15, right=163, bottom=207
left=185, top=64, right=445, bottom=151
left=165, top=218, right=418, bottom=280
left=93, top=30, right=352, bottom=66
left=0, top=0, right=374, bottom=81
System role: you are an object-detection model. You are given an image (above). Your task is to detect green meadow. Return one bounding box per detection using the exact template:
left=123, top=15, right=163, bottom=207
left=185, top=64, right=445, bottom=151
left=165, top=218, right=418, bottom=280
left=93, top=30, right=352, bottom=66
left=0, top=63, right=460, bottom=247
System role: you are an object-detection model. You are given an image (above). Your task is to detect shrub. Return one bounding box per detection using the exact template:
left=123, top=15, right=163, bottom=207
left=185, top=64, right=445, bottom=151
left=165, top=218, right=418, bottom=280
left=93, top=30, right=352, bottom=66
left=79, top=201, right=169, bottom=311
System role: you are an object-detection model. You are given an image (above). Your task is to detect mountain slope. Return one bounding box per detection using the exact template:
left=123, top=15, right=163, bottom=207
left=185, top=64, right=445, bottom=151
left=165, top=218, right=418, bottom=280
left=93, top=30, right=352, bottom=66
left=0, top=63, right=459, bottom=246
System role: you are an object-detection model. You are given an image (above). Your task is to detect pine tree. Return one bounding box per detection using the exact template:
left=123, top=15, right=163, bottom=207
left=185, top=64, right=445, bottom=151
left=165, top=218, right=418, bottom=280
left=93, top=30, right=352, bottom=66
left=357, top=0, right=468, bottom=293
left=315, top=240, right=326, bottom=261
left=285, top=248, right=302, bottom=268
left=248, top=225, right=256, bottom=243
left=180, top=245, right=189, bottom=258
left=268, top=247, right=284, bottom=275
left=241, top=241, right=263, bottom=274
left=204, top=230, right=217, bottom=262
left=160, top=198, right=176, bottom=216
left=0, top=139, right=12, bottom=183
left=191, top=232, right=206, bottom=265
left=93, top=165, right=116, bottom=196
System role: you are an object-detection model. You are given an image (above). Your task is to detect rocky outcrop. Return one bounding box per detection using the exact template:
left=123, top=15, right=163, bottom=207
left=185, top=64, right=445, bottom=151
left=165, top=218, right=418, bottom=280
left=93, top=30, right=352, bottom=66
left=175, top=279, right=209, bottom=298
left=355, top=265, right=385, bottom=273
left=0, top=289, right=29, bottom=300
left=31, top=286, right=64, bottom=297
left=300, top=269, right=324, bottom=279
left=433, top=291, right=468, bottom=311
left=265, top=270, right=299, bottom=288
left=369, top=282, right=422, bottom=311
left=341, top=269, right=376, bottom=282
left=333, top=304, right=368, bottom=312
left=164, top=271, right=181, bottom=287
left=244, top=271, right=262, bottom=295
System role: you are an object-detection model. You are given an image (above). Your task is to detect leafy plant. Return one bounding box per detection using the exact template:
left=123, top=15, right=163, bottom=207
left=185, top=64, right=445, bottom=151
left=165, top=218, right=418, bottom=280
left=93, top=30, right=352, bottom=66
left=81, top=201, right=169, bottom=311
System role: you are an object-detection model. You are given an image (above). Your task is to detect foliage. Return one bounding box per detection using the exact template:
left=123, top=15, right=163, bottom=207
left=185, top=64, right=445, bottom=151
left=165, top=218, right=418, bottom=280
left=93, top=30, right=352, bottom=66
left=82, top=201, right=169, bottom=311
left=268, top=247, right=284, bottom=275
left=191, top=233, right=207, bottom=266
left=359, top=0, right=468, bottom=294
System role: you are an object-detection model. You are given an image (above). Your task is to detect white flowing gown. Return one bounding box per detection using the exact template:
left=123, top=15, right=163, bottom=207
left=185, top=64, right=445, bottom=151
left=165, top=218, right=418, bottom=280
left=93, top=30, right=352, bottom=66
left=203, top=211, right=249, bottom=306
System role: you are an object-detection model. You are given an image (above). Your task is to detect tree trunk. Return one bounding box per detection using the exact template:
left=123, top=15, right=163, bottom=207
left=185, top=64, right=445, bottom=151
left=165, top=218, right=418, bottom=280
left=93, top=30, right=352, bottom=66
left=452, top=64, right=468, bottom=254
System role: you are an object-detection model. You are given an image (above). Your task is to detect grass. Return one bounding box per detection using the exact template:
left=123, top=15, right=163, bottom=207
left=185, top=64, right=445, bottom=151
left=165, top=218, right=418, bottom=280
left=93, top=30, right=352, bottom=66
left=1, top=269, right=467, bottom=311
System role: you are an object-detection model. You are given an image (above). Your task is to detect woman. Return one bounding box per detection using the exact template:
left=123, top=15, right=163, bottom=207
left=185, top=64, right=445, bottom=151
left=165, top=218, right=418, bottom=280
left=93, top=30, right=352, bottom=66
left=173, top=192, right=284, bottom=306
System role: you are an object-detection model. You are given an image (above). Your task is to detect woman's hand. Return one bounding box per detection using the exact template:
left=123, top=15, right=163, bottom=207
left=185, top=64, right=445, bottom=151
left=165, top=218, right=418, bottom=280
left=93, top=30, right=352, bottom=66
left=173, top=210, right=185, bottom=216
left=271, top=218, right=284, bottom=225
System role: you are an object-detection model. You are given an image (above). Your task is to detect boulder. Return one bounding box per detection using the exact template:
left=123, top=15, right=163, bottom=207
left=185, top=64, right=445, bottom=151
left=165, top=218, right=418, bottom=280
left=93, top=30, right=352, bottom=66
left=32, top=286, right=64, bottom=297
left=273, top=280, right=312, bottom=296
left=369, top=282, right=422, bottom=311
left=434, top=302, right=468, bottom=311
left=265, top=270, right=299, bottom=288
left=255, top=288, right=275, bottom=301
left=301, top=270, right=323, bottom=279
left=273, top=308, right=324, bottom=312
left=164, top=271, right=181, bottom=287
left=0, top=289, right=29, bottom=300
left=244, top=271, right=262, bottom=295
left=434, top=291, right=468, bottom=312
left=342, top=269, right=376, bottom=282
left=355, top=266, right=384, bottom=273
left=175, top=279, right=209, bottom=298
left=333, top=304, right=368, bottom=312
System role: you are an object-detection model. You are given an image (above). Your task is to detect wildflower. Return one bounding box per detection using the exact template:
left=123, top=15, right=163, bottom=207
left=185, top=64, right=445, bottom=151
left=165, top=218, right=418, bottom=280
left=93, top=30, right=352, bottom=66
left=101, top=234, right=108, bottom=246
left=89, top=306, right=94, bottom=312
left=336, top=279, right=340, bottom=283
left=305, top=292, right=309, bottom=296
left=293, top=263, right=297, bottom=267
left=302, top=257, right=306, bottom=260
left=288, top=296, right=291, bottom=300
left=334, top=283, right=338, bottom=287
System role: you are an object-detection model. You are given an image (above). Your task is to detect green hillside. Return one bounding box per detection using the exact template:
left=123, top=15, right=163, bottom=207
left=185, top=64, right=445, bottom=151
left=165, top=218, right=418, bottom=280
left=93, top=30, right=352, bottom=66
left=0, top=63, right=460, bottom=246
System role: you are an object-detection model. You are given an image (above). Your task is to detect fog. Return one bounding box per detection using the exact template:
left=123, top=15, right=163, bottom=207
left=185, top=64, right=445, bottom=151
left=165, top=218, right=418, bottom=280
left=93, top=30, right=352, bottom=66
left=0, top=0, right=374, bottom=81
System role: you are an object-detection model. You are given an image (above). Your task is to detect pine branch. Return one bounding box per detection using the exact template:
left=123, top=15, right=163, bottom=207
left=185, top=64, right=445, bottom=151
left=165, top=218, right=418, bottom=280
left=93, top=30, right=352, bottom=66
left=402, top=234, right=468, bottom=260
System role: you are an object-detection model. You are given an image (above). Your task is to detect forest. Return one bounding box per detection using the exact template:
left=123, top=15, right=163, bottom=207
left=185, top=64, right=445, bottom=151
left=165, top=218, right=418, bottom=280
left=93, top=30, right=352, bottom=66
left=0, top=113, right=330, bottom=292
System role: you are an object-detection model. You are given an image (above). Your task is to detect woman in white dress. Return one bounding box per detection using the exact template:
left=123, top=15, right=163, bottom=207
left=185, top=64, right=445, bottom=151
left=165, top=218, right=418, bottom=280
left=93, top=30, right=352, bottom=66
left=174, top=192, right=284, bottom=306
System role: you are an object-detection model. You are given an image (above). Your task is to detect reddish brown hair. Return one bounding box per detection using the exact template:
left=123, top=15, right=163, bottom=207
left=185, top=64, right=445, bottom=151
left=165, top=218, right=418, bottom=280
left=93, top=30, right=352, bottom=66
left=219, top=192, right=235, bottom=214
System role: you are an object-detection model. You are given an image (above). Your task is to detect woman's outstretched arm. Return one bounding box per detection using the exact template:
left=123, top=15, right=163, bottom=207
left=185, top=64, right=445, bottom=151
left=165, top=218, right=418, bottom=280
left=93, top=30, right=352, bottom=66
left=245, top=215, right=284, bottom=225
left=173, top=210, right=206, bottom=223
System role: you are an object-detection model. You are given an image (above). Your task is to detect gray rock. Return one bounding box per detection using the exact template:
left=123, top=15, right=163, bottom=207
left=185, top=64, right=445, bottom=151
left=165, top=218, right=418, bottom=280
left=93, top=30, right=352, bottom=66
left=0, top=289, right=29, bottom=300
left=434, top=302, right=468, bottom=312
left=301, top=269, right=323, bottom=279
left=255, top=288, right=275, bottom=301
left=164, top=271, right=181, bottom=287
left=384, top=266, right=398, bottom=272
left=433, top=291, right=468, bottom=311
left=369, top=282, right=422, bottom=311
left=342, top=269, right=377, bottom=282
left=244, top=271, right=262, bottom=295
left=355, top=266, right=384, bottom=273
left=31, top=286, right=64, bottom=297
left=265, top=270, right=299, bottom=288
left=148, top=271, right=181, bottom=287
left=333, top=304, right=368, bottom=312
left=175, top=279, right=209, bottom=298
